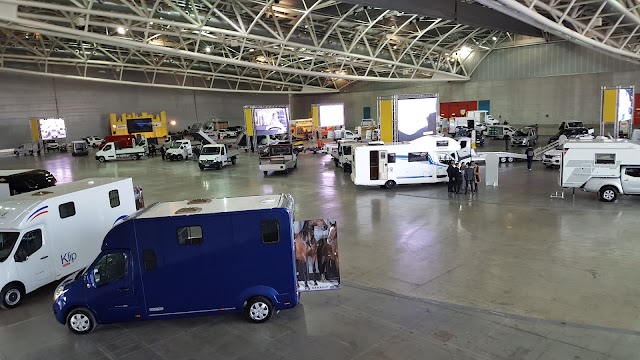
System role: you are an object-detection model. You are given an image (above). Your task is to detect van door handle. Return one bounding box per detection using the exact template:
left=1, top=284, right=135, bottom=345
left=117, top=287, right=130, bottom=292
left=40, top=256, right=48, bottom=259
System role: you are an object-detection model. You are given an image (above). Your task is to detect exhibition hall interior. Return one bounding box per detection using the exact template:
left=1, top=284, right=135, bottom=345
left=1, top=0, right=640, bottom=359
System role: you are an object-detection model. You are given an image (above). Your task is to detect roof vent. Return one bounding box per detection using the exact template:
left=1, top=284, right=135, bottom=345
left=175, top=207, right=202, bottom=214
left=187, top=198, right=211, bottom=205
left=31, top=191, right=53, bottom=196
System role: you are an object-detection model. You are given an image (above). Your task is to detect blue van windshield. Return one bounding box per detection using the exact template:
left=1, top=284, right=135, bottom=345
left=0, top=232, right=20, bottom=262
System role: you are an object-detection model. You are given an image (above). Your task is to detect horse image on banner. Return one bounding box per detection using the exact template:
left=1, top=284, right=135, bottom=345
left=293, top=219, right=339, bottom=292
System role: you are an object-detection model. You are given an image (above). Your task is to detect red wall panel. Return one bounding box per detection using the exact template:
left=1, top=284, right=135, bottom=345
left=440, top=101, right=478, bottom=118
left=635, top=94, right=640, bottom=125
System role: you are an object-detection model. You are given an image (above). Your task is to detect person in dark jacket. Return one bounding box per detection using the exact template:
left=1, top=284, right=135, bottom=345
left=526, top=146, right=534, bottom=170
left=456, top=163, right=464, bottom=194
left=504, top=134, right=510, bottom=151
left=160, top=145, right=166, bottom=160
left=465, top=163, right=475, bottom=194
left=447, top=162, right=456, bottom=192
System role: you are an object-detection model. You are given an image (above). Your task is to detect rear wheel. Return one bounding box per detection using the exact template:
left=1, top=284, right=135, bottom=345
left=245, top=296, right=273, bottom=323
left=507, top=157, right=514, bottom=163
left=132, top=154, right=140, bottom=160
left=500, top=157, right=507, bottom=163
left=384, top=180, right=396, bottom=189
left=599, top=186, right=618, bottom=202
left=66, top=308, right=97, bottom=334
left=1, top=283, right=24, bottom=309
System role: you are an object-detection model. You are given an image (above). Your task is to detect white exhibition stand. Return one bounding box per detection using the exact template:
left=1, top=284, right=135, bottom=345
left=485, top=153, right=499, bottom=187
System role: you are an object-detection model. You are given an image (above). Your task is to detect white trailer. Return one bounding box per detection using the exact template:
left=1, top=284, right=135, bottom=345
left=561, top=139, right=640, bottom=202
left=198, top=144, right=239, bottom=170
left=260, top=143, right=298, bottom=175
left=0, top=178, right=137, bottom=308
left=351, top=136, right=461, bottom=188
left=336, top=140, right=385, bottom=173
left=95, top=142, right=145, bottom=162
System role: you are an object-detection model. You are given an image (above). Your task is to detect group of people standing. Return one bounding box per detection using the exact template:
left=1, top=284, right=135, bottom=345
left=446, top=162, right=480, bottom=194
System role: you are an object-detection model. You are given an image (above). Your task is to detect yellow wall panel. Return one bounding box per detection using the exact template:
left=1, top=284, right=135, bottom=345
left=602, top=89, right=618, bottom=123
left=312, top=105, right=319, bottom=128
left=379, top=99, right=394, bottom=143
left=244, top=108, right=253, bottom=135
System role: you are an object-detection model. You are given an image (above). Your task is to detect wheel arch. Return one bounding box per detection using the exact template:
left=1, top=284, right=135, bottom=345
left=238, top=286, right=278, bottom=309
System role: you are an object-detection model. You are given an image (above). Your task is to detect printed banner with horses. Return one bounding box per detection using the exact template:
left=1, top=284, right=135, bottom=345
left=294, top=219, right=340, bottom=292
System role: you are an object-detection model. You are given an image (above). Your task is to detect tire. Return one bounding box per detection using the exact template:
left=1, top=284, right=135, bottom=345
left=0, top=283, right=24, bottom=309
left=599, top=186, right=618, bottom=202
left=29, top=150, right=33, bottom=156
left=507, top=157, right=514, bottom=163
left=284, top=168, right=289, bottom=174
left=384, top=180, right=396, bottom=189
left=98, top=156, right=106, bottom=163
left=199, top=164, right=204, bottom=170
left=66, top=307, right=97, bottom=334
left=245, top=296, right=273, bottom=323
left=177, top=155, right=183, bottom=161
left=132, top=154, right=140, bottom=160
left=231, top=157, right=236, bottom=165
left=14, top=151, right=18, bottom=156
left=263, top=171, right=268, bottom=175
left=500, top=157, right=506, bottom=163
left=215, top=163, right=222, bottom=170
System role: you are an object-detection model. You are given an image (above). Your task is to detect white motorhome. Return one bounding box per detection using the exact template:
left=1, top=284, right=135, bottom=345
left=95, top=142, right=146, bottom=162
left=0, top=178, right=137, bottom=308
left=166, top=139, right=193, bottom=161
left=351, top=136, right=463, bottom=188
left=561, top=139, right=640, bottom=202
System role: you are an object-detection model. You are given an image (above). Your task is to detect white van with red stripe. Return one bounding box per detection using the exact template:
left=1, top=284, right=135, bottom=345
left=0, top=178, right=137, bottom=309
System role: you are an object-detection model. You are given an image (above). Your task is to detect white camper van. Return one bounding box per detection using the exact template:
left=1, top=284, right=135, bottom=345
left=351, top=136, right=462, bottom=188
left=166, top=139, right=193, bottom=161
left=0, top=178, right=137, bottom=308
left=561, top=139, right=640, bottom=202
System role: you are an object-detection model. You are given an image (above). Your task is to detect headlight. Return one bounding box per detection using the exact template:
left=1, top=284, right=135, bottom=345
left=53, top=284, right=67, bottom=300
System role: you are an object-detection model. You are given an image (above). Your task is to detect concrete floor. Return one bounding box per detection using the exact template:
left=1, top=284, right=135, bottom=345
left=1, top=137, right=640, bottom=359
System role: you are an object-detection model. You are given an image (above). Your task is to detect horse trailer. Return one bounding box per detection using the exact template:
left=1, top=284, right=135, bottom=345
left=53, top=194, right=299, bottom=334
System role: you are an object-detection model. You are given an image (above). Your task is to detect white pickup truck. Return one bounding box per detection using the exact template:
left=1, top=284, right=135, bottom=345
left=95, top=142, right=145, bottom=162
left=259, top=143, right=298, bottom=175
left=198, top=144, right=239, bottom=170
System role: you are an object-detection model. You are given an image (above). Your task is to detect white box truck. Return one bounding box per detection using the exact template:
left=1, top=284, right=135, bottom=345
left=166, top=139, right=193, bottom=161
left=260, top=143, right=298, bottom=175
left=0, top=178, right=137, bottom=308
left=561, top=139, right=640, bottom=202
left=95, top=142, right=146, bottom=162
left=198, top=144, right=239, bottom=170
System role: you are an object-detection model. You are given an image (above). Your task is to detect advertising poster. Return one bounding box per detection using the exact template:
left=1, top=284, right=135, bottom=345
left=397, top=97, right=437, bottom=142
left=127, top=118, right=153, bottom=133
left=253, top=107, right=289, bottom=136
left=319, top=104, right=345, bottom=127
left=617, top=88, right=633, bottom=122
left=293, top=219, right=339, bottom=292
left=38, top=118, right=66, bottom=140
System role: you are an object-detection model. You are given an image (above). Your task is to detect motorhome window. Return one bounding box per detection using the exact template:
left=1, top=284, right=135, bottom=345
left=261, top=220, right=280, bottom=244
left=625, top=168, right=640, bottom=177
left=436, top=140, right=448, bottom=147
left=408, top=152, right=428, bottom=162
left=270, top=146, right=292, bottom=156
left=142, top=250, right=157, bottom=271
left=59, top=202, right=76, bottom=219
left=595, top=154, right=616, bottom=165
left=93, top=253, right=127, bottom=287
left=15, top=229, right=42, bottom=262
left=109, top=190, right=120, bottom=208
left=201, top=146, right=220, bottom=155
left=343, top=146, right=352, bottom=156
left=388, top=153, right=396, bottom=163
left=0, top=232, right=19, bottom=262
left=177, top=226, right=203, bottom=245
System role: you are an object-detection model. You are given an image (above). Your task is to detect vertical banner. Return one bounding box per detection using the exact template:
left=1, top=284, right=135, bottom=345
left=378, top=98, right=394, bottom=143
left=602, top=89, right=618, bottom=123
left=243, top=107, right=253, bottom=136
left=293, top=219, right=339, bottom=292
left=311, top=105, right=320, bottom=129
left=601, top=86, right=635, bottom=137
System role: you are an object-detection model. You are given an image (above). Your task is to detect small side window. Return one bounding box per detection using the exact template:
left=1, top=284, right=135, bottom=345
left=408, top=152, right=428, bottom=162
left=59, top=202, right=76, bottom=219
left=109, top=190, right=120, bottom=208
left=177, top=226, right=203, bottom=245
left=625, top=168, right=640, bottom=177
left=142, top=250, right=157, bottom=271
left=595, top=153, right=615, bottom=165
left=261, top=220, right=280, bottom=244
left=388, top=153, right=396, bottom=163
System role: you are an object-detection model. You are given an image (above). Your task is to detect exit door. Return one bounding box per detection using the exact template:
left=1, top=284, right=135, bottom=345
left=378, top=150, right=388, bottom=180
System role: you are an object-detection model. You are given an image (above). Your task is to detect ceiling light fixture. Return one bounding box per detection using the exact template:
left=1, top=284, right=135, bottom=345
left=117, top=27, right=126, bottom=35
left=205, top=46, right=211, bottom=53
left=492, top=36, right=497, bottom=41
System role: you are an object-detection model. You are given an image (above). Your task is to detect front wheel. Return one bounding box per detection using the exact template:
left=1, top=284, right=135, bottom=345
left=1, top=284, right=24, bottom=309
left=66, top=308, right=97, bottom=334
left=599, top=186, right=618, bottom=202
left=384, top=180, right=396, bottom=189
left=14, top=151, right=18, bottom=156
left=199, top=164, right=205, bottom=170
left=231, top=157, right=236, bottom=165
left=245, top=296, right=273, bottom=323
left=98, top=156, right=106, bottom=163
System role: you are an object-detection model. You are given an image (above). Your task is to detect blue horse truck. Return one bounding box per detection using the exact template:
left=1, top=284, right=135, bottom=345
left=53, top=194, right=299, bottom=334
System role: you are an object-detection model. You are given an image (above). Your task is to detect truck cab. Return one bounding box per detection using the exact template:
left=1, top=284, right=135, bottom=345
left=198, top=144, right=239, bottom=170
left=166, top=140, right=192, bottom=161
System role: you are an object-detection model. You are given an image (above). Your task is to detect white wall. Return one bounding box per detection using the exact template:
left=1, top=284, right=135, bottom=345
left=0, top=72, right=288, bottom=148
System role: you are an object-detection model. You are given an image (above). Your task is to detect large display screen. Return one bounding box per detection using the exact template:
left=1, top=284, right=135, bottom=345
left=38, top=118, right=66, bottom=140
left=127, top=118, right=153, bottom=133
left=253, top=107, right=289, bottom=135
left=397, top=97, right=437, bottom=142
left=319, top=104, right=345, bottom=127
